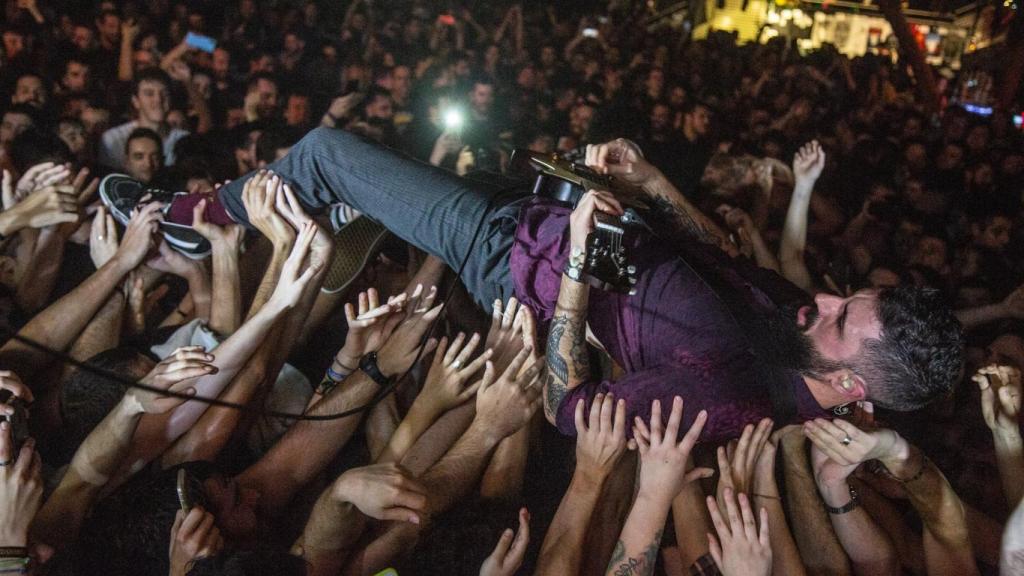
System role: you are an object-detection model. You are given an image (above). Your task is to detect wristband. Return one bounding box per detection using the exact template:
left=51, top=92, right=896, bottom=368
left=0, top=549, right=26, bottom=559
left=824, top=485, right=859, bottom=515
left=359, top=352, right=391, bottom=387
left=315, top=375, right=339, bottom=397
left=325, top=365, right=349, bottom=382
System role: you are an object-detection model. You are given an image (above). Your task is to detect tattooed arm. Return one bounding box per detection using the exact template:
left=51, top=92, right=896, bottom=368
left=585, top=138, right=736, bottom=255
left=544, top=190, right=618, bottom=424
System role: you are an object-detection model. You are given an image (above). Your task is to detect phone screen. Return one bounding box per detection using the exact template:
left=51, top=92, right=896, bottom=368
left=582, top=28, right=599, bottom=38
left=185, top=31, right=217, bottom=53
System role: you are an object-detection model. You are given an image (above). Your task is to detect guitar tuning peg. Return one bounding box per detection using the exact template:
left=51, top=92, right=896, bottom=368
left=626, top=265, right=636, bottom=274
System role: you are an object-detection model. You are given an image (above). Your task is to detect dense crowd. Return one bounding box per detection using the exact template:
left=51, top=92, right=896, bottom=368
left=0, top=0, right=1022, bottom=575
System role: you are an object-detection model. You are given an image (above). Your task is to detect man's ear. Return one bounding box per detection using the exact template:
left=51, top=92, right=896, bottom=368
left=827, top=370, right=867, bottom=403
left=131, top=94, right=141, bottom=112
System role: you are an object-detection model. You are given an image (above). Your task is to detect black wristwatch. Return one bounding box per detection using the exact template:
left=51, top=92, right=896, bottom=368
left=825, top=485, right=859, bottom=515
left=359, top=352, right=391, bottom=387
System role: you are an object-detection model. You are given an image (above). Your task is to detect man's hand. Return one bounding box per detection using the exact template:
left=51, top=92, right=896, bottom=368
left=276, top=180, right=333, bottom=266
left=266, top=221, right=322, bottom=310
left=569, top=189, right=622, bottom=250
left=974, top=364, right=1022, bottom=440
left=633, top=397, right=711, bottom=506
left=802, top=418, right=907, bottom=471
left=331, top=463, right=428, bottom=524
left=479, top=508, right=530, bottom=576
left=242, top=170, right=294, bottom=248
left=485, top=297, right=536, bottom=375
left=13, top=162, right=70, bottom=202
left=0, top=422, right=42, bottom=548
left=335, top=288, right=406, bottom=370
left=130, top=346, right=215, bottom=414
left=147, top=241, right=202, bottom=279
left=706, top=489, right=771, bottom=576
left=474, top=348, right=543, bottom=442
left=793, top=140, right=826, bottom=183
left=584, top=138, right=659, bottom=188
left=192, top=198, right=244, bottom=253
left=419, top=332, right=492, bottom=415
left=4, top=184, right=80, bottom=229
left=573, top=392, right=627, bottom=485
left=810, top=442, right=859, bottom=507
left=169, top=507, right=224, bottom=576
left=375, top=284, right=442, bottom=378
left=113, top=203, right=163, bottom=271
left=717, top=418, right=772, bottom=509
left=0, top=372, right=33, bottom=412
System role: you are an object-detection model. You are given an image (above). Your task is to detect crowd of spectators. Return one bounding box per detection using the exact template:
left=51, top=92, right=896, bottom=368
left=0, top=0, right=1022, bottom=574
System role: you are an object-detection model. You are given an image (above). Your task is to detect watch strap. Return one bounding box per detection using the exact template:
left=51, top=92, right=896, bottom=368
left=359, top=352, right=391, bottom=387
left=825, top=485, right=859, bottom=515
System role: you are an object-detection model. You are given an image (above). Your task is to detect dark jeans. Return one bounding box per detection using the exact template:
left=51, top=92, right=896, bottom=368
left=217, top=127, right=520, bottom=308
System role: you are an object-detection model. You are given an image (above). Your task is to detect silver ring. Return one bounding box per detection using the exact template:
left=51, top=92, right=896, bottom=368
left=840, top=435, right=852, bottom=446
left=450, top=360, right=462, bottom=369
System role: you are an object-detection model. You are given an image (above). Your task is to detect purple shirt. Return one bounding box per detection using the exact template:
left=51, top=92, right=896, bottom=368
left=510, top=198, right=829, bottom=443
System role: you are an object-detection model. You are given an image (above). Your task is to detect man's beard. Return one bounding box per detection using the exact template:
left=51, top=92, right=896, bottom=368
left=749, top=303, right=845, bottom=379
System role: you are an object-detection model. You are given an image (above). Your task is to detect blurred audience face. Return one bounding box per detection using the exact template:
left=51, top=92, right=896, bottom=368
left=284, top=94, right=310, bottom=126
left=973, top=216, right=1012, bottom=252
left=469, top=82, right=494, bottom=118
left=12, top=75, right=46, bottom=108
left=126, top=136, right=162, bottom=183
left=684, top=104, right=711, bottom=139
left=62, top=60, right=91, bottom=93
left=133, top=79, right=170, bottom=126
left=0, top=110, right=33, bottom=147
left=58, top=119, right=87, bottom=155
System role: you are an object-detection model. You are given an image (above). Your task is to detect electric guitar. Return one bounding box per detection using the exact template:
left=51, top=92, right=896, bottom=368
left=513, top=149, right=647, bottom=295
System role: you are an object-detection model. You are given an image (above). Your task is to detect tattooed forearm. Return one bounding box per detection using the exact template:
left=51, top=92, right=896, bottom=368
left=647, top=194, right=716, bottom=246
left=543, top=273, right=592, bottom=422
left=605, top=531, right=662, bottom=576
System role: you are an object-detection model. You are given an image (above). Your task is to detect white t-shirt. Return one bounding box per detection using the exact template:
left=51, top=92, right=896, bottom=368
left=97, top=120, right=189, bottom=170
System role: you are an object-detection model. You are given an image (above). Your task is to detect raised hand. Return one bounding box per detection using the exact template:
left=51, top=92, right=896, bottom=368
left=485, top=297, right=534, bottom=375
left=717, top=418, right=773, bottom=510
left=0, top=372, right=33, bottom=410
left=418, top=332, right=492, bottom=414
left=192, top=198, right=244, bottom=254
left=169, top=507, right=224, bottom=576
left=114, top=202, right=163, bottom=270
left=131, top=346, right=216, bottom=414
left=14, top=162, right=70, bottom=202
left=810, top=441, right=859, bottom=506
left=793, top=140, right=826, bottom=183
left=479, top=508, right=530, bottom=576
left=277, top=181, right=332, bottom=263
left=375, top=284, right=443, bottom=378
left=242, top=170, right=293, bottom=248
left=147, top=240, right=202, bottom=278
left=974, top=364, right=1022, bottom=439
left=0, top=419, right=42, bottom=548
left=334, top=288, right=406, bottom=370
left=266, top=221, right=322, bottom=310
left=584, top=138, right=658, bottom=187
left=707, top=488, right=771, bottom=576
left=633, top=397, right=710, bottom=506
left=331, top=463, right=428, bottom=524
left=569, top=189, right=622, bottom=250
left=4, top=183, right=80, bottom=229
left=802, top=418, right=906, bottom=469
left=1001, top=284, right=1024, bottom=320
left=573, top=392, right=627, bottom=484
left=474, top=348, right=543, bottom=442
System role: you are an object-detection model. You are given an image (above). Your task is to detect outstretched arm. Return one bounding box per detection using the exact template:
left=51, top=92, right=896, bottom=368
left=780, top=140, right=825, bottom=292
left=585, top=139, right=735, bottom=254
left=543, top=190, right=618, bottom=423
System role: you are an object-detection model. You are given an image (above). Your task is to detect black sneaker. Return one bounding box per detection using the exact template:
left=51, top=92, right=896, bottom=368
left=99, top=174, right=211, bottom=260
left=321, top=216, right=390, bottom=294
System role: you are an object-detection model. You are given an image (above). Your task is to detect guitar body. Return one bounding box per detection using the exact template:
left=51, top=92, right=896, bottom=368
left=514, top=149, right=646, bottom=295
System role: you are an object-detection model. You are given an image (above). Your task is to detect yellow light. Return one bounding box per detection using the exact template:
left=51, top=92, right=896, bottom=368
left=781, top=8, right=792, bottom=19
left=720, top=15, right=733, bottom=27
left=794, top=8, right=804, bottom=17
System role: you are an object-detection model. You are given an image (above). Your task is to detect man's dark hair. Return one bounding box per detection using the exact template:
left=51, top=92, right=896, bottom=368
left=125, top=126, right=163, bottom=155
left=9, top=128, right=69, bottom=173
left=681, top=98, right=710, bottom=116
left=131, top=67, right=172, bottom=96
left=57, top=347, right=154, bottom=464
left=77, top=463, right=212, bottom=576
left=255, top=126, right=302, bottom=164
left=857, top=286, right=964, bottom=410
left=3, top=102, right=40, bottom=125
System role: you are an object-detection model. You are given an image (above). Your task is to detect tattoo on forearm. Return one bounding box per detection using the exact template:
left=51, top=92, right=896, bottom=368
left=547, top=315, right=570, bottom=383
left=543, top=372, right=567, bottom=422
left=646, top=194, right=725, bottom=250
left=606, top=531, right=662, bottom=576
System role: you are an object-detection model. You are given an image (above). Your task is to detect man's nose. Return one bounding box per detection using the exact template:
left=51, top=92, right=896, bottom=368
left=814, top=293, right=842, bottom=315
